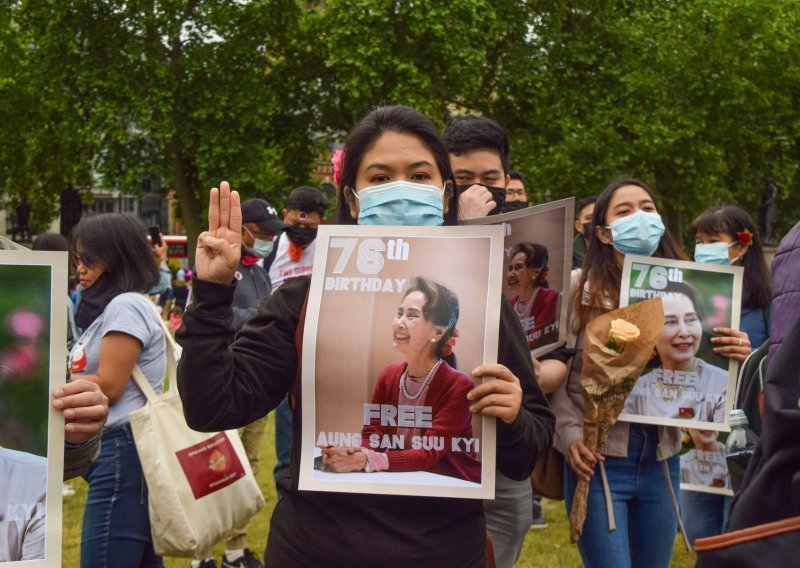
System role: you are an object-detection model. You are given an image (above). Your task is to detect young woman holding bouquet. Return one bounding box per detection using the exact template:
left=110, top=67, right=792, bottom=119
left=550, top=179, right=751, bottom=567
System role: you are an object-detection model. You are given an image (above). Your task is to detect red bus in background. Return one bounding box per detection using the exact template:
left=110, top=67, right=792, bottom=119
left=163, top=235, right=189, bottom=261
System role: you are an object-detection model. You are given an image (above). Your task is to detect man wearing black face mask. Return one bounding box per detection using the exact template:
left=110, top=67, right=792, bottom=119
left=267, top=185, right=326, bottom=497
left=572, top=195, right=597, bottom=269
left=443, top=114, right=511, bottom=220
left=267, top=186, right=326, bottom=294
left=503, top=170, right=529, bottom=213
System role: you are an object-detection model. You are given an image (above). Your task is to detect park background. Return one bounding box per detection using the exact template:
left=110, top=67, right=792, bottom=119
left=3, top=1, right=795, bottom=565
left=1, top=0, right=799, bottom=257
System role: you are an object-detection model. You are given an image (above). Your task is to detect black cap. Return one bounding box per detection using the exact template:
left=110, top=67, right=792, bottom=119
left=241, top=198, right=285, bottom=233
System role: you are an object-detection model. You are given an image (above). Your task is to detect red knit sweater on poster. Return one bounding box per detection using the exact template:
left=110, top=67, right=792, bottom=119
left=361, top=361, right=482, bottom=483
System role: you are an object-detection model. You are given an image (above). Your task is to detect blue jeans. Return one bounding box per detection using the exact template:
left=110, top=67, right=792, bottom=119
left=81, top=424, right=163, bottom=568
left=273, top=395, right=292, bottom=487
left=564, top=424, right=680, bottom=568
left=680, top=490, right=732, bottom=545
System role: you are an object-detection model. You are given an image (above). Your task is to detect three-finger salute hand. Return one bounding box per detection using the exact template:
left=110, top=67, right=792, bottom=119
left=196, top=181, right=243, bottom=284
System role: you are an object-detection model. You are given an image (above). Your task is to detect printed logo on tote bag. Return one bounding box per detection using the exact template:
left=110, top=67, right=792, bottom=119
left=175, top=432, right=246, bottom=499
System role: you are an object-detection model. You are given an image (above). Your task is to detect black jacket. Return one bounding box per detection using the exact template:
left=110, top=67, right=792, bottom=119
left=177, top=276, right=553, bottom=567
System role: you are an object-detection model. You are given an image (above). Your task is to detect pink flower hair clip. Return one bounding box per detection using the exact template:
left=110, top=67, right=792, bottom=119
left=331, top=149, right=346, bottom=185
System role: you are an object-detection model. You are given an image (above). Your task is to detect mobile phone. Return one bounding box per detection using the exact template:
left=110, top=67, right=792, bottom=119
left=149, top=225, right=162, bottom=247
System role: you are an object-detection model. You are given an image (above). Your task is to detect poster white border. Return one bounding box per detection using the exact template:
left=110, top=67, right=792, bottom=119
left=299, top=225, right=504, bottom=499
left=1, top=250, right=66, bottom=568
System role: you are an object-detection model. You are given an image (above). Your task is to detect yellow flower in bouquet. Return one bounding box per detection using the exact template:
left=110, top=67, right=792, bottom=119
left=605, top=319, right=641, bottom=354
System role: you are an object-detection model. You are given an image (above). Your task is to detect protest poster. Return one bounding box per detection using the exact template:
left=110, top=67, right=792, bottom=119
left=465, top=198, right=574, bottom=358
left=1, top=250, right=66, bottom=567
left=618, top=255, right=743, bottom=431
left=299, top=225, right=504, bottom=499
left=679, top=429, right=734, bottom=496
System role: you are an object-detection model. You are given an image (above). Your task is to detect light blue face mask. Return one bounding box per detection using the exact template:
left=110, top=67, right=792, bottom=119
left=353, top=180, right=445, bottom=226
left=244, top=227, right=275, bottom=258
left=694, top=241, right=734, bottom=265
left=606, top=210, right=665, bottom=256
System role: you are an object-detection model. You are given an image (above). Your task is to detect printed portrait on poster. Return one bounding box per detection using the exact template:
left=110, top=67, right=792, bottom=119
left=679, top=428, right=733, bottom=496
left=299, top=225, right=504, bottom=499
left=465, top=198, right=574, bottom=358
left=1, top=250, right=66, bottom=567
left=618, top=255, right=743, bottom=431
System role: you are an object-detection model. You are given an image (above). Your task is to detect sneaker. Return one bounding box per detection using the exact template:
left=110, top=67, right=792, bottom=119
left=530, top=513, right=549, bottom=530
left=62, top=484, right=76, bottom=497
left=194, top=559, right=217, bottom=568
left=222, top=548, right=264, bottom=568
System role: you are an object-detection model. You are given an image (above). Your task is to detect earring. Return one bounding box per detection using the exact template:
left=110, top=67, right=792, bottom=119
left=430, top=338, right=437, bottom=343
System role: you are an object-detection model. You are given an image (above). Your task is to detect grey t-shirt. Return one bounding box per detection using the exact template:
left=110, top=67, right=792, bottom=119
left=68, top=293, right=166, bottom=429
left=622, top=358, right=729, bottom=424
left=0, top=447, right=46, bottom=562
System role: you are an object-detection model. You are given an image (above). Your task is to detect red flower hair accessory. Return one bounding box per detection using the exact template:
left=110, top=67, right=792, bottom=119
left=737, top=228, right=753, bottom=247
left=440, top=328, right=459, bottom=357
left=331, top=149, right=346, bottom=185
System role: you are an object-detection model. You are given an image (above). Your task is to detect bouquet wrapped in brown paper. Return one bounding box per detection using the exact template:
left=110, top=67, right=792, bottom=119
left=569, top=297, right=664, bottom=543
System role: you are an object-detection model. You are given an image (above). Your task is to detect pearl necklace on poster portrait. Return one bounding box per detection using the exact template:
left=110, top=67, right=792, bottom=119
left=514, top=287, right=540, bottom=317
left=401, top=358, right=443, bottom=400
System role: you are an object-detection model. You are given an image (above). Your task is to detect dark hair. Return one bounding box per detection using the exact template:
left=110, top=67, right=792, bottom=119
left=576, top=196, right=597, bottom=219
left=573, top=178, right=687, bottom=331
left=334, top=106, right=458, bottom=225
left=509, top=170, right=525, bottom=183
left=403, top=276, right=459, bottom=364
left=287, top=186, right=326, bottom=217
left=649, top=280, right=706, bottom=369
left=32, top=232, right=68, bottom=251
left=689, top=206, right=771, bottom=309
left=443, top=115, right=510, bottom=175
left=509, top=242, right=550, bottom=287
left=663, top=280, right=706, bottom=322
left=70, top=214, right=160, bottom=295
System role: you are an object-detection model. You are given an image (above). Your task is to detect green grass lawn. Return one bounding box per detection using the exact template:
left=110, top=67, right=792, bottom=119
left=62, top=414, right=696, bottom=567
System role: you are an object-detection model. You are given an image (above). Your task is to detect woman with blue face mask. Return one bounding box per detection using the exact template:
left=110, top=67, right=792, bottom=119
left=678, top=205, right=771, bottom=547
left=549, top=179, right=750, bottom=568
left=690, top=205, right=771, bottom=350
left=176, top=106, right=554, bottom=567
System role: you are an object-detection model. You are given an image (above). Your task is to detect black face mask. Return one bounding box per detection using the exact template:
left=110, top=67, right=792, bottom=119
left=456, top=184, right=506, bottom=216
left=285, top=225, right=318, bottom=247
left=503, top=201, right=528, bottom=213
left=582, top=222, right=593, bottom=240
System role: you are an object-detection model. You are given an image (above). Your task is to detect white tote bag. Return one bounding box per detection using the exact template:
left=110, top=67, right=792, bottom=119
left=129, top=308, right=265, bottom=557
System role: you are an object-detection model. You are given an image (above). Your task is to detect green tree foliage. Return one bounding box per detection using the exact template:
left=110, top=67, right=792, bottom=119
left=2, top=0, right=798, bottom=247
left=480, top=1, right=800, bottom=242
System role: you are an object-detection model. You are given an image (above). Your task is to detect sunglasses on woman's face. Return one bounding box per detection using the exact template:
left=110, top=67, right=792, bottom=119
left=72, top=252, right=97, bottom=269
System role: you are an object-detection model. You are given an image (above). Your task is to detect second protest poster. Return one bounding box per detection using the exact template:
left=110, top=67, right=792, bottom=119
left=299, top=225, right=504, bottom=499
left=466, top=198, right=574, bottom=358
left=618, top=255, right=743, bottom=432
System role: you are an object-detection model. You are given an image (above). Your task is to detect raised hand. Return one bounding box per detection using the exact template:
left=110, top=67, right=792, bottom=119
left=195, top=181, right=243, bottom=284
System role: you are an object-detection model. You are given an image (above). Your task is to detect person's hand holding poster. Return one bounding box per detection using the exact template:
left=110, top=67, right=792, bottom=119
left=618, top=255, right=744, bottom=431
left=299, top=225, right=504, bottom=499
left=1, top=251, right=66, bottom=567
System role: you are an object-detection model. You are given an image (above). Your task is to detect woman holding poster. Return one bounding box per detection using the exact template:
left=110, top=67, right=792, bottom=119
left=320, top=276, right=481, bottom=483
left=177, top=105, right=554, bottom=567
left=68, top=214, right=166, bottom=568
left=550, top=178, right=749, bottom=567
left=507, top=242, right=560, bottom=351
left=623, top=282, right=729, bottom=423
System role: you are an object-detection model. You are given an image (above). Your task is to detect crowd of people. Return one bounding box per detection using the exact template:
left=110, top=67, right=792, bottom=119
left=2, top=102, right=798, bottom=568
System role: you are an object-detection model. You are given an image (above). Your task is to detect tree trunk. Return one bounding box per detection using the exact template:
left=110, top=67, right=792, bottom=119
left=653, top=166, right=684, bottom=247
left=168, top=138, right=202, bottom=266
